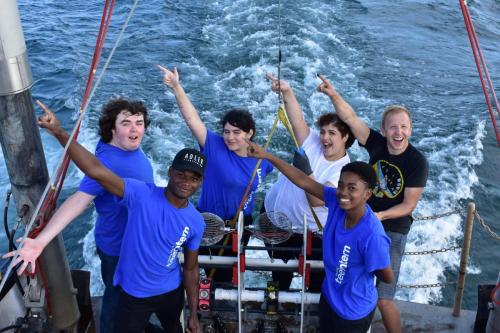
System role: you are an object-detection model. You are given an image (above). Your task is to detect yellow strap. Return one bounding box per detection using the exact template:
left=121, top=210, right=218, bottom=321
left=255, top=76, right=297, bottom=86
left=277, top=104, right=299, bottom=147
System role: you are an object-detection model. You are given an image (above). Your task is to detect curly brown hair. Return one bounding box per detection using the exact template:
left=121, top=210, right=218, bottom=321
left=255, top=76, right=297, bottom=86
left=98, top=98, right=150, bottom=143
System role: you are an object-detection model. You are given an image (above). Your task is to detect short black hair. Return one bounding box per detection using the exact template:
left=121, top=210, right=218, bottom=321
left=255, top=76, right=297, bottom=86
left=98, top=98, right=150, bottom=143
left=340, top=161, right=378, bottom=189
left=219, top=109, right=256, bottom=140
left=315, top=113, right=355, bottom=148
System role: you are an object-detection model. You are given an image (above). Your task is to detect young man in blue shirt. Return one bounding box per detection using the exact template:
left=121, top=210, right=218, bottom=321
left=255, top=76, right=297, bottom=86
left=3, top=98, right=153, bottom=333
left=32, top=102, right=205, bottom=333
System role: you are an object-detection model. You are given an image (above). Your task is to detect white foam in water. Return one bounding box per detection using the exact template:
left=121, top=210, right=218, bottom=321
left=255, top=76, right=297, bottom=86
left=398, top=119, right=486, bottom=303
left=195, top=0, right=490, bottom=306
left=82, top=212, right=104, bottom=296
left=2, top=0, right=492, bottom=307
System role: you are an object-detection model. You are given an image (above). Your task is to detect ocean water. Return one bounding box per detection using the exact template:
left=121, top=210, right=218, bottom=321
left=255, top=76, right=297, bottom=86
left=1, top=0, right=499, bottom=311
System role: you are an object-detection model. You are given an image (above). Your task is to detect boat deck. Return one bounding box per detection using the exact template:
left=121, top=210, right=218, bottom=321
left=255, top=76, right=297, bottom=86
left=91, top=297, right=475, bottom=332
left=371, top=300, right=475, bottom=333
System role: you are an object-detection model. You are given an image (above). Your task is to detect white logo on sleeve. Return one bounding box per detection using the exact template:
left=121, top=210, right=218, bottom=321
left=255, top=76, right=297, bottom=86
left=335, top=245, right=351, bottom=284
left=243, top=168, right=262, bottom=210
left=166, top=226, right=190, bottom=267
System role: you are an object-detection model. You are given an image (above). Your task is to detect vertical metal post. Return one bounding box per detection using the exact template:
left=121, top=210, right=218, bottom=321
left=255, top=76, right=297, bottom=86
left=237, top=212, right=243, bottom=333
left=452, top=202, right=475, bottom=317
left=300, top=213, right=307, bottom=333
left=0, top=0, right=80, bottom=329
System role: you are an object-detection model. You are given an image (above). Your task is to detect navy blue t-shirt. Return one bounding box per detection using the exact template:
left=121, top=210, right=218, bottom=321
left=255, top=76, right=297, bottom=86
left=198, top=130, right=273, bottom=219
left=322, top=187, right=391, bottom=320
left=362, top=129, right=428, bottom=234
left=113, top=179, right=205, bottom=298
left=79, top=141, right=153, bottom=256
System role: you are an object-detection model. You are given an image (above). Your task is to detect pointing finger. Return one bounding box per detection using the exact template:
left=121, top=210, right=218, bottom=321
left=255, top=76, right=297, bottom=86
left=317, top=74, right=329, bottom=84
left=35, top=100, right=51, bottom=115
left=157, top=64, right=170, bottom=74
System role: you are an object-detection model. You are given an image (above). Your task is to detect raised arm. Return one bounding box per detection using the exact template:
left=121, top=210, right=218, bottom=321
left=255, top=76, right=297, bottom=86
left=246, top=140, right=324, bottom=200
left=158, top=65, right=208, bottom=147
left=267, top=73, right=309, bottom=145
left=374, top=187, right=424, bottom=222
left=3, top=191, right=94, bottom=274
left=317, top=75, right=370, bottom=145
left=36, top=100, right=124, bottom=197
left=183, top=249, right=201, bottom=333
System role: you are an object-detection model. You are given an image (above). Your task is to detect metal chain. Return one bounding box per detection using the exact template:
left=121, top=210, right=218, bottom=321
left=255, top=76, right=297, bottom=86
left=475, top=210, right=500, bottom=241
left=398, top=282, right=456, bottom=289
left=404, top=245, right=461, bottom=256
left=412, top=208, right=462, bottom=221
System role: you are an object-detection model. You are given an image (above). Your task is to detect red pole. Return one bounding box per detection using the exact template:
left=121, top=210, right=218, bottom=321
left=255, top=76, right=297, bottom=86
left=459, top=0, right=500, bottom=146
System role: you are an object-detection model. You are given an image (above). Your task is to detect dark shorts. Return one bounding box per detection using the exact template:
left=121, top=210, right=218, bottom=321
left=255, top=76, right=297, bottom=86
left=377, top=231, right=407, bottom=300
left=319, top=294, right=375, bottom=333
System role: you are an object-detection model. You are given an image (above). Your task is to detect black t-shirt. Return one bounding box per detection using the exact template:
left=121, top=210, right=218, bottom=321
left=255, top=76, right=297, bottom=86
left=362, top=129, right=428, bottom=234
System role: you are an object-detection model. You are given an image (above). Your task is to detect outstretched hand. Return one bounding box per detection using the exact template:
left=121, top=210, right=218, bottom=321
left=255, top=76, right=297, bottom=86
left=266, top=73, right=290, bottom=93
left=316, top=74, right=337, bottom=97
left=158, top=65, right=180, bottom=90
left=36, top=100, right=64, bottom=137
left=2, top=237, right=44, bottom=275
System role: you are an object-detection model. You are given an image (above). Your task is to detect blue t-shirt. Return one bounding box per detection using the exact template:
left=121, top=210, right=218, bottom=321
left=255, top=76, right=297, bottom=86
left=322, top=187, right=391, bottom=320
left=113, top=179, right=205, bottom=298
left=79, top=141, right=154, bottom=256
left=197, top=130, right=273, bottom=219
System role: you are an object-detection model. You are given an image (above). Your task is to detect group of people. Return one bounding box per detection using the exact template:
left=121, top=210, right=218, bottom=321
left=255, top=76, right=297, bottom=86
left=4, top=66, right=428, bottom=333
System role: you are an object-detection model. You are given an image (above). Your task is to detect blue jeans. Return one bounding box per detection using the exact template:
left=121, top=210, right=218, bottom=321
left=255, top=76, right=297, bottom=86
left=97, top=248, right=120, bottom=333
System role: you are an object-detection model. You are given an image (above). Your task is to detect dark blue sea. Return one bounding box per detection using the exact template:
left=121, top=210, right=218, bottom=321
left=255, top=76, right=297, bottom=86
left=1, top=0, right=499, bottom=311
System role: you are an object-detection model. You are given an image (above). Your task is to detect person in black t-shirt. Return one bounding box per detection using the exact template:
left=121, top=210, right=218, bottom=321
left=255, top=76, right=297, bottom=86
left=316, top=75, right=428, bottom=333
